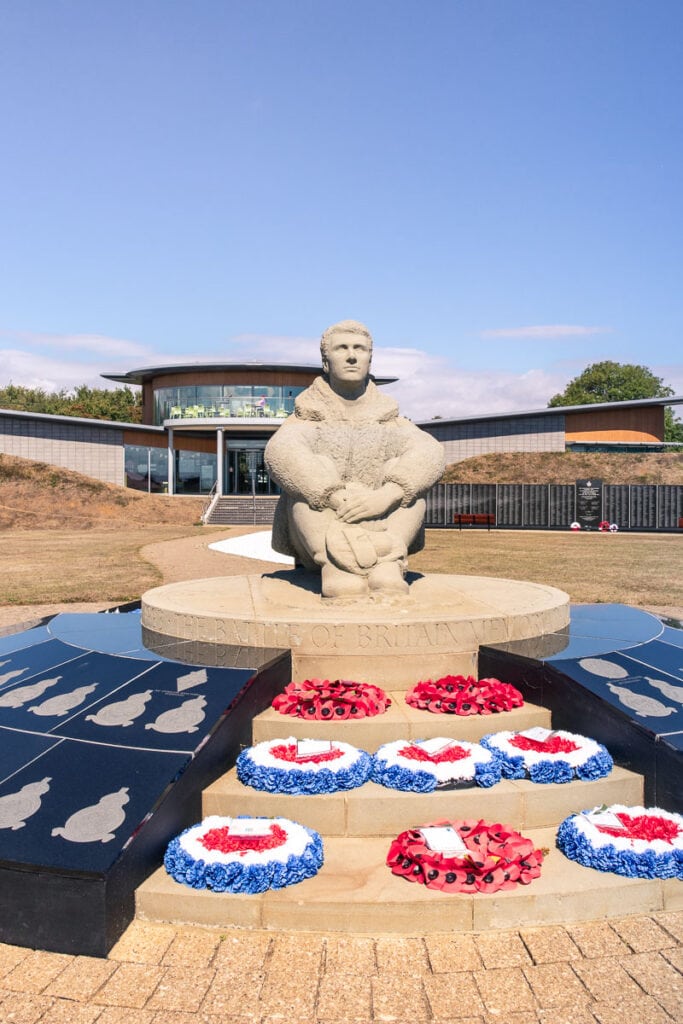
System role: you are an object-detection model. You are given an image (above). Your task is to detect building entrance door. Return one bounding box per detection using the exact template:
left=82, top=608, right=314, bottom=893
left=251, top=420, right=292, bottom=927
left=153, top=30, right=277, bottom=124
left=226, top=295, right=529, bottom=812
left=227, top=448, right=279, bottom=495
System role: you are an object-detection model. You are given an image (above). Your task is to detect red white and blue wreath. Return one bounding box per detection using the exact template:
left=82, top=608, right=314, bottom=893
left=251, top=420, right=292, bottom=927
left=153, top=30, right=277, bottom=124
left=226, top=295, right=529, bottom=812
left=237, top=737, right=372, bottom=794
left=480, top=727, right=613, bottom=784
left=557, top=804, right=683, bottom=880
left=371, top=737, right=502, bottom=792
left=164, top=815, right=324, bottom=894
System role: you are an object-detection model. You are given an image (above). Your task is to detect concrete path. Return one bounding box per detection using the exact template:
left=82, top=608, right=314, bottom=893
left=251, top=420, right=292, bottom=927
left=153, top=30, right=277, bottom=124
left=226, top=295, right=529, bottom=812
left=0, top=913, right=680, bottom=1022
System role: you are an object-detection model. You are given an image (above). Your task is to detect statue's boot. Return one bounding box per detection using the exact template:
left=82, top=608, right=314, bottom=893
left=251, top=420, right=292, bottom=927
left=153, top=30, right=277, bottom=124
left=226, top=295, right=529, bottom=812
left=321, top=563, right=369, bottom=599
left=367, top=560, right=409, bottom=595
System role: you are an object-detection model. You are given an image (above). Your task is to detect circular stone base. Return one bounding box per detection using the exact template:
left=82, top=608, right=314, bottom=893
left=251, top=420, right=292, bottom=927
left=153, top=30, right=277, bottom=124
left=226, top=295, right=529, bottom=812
left=141, top=571, right=569, bottom=689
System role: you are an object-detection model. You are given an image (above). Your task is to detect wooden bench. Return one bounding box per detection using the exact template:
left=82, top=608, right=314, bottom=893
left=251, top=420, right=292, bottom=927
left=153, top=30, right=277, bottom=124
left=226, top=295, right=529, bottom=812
left=453, top=513, right=495, bottom=531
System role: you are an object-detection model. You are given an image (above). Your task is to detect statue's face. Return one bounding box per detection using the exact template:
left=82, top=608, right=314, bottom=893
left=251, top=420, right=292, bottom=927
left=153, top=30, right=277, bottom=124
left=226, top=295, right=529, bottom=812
left=323, top=331, right=372, bottom=386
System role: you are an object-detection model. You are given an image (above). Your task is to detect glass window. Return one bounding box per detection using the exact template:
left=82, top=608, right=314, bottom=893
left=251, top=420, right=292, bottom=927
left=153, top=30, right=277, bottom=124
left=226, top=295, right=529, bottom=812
left=124, top=445, right=169, bottom=493
left=153, top=384, right=305, bottom=424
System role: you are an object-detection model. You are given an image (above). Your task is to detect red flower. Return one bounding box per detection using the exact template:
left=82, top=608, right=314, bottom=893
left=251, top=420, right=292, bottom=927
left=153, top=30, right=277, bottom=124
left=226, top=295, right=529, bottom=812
left=272, top=679, right=391, bottom=719
left=405, top=676, right=523, bottom=716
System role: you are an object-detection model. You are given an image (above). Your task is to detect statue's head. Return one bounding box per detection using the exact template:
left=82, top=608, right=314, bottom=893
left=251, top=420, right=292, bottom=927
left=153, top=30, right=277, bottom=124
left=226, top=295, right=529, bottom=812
left=320, top=320, right=373, bottom=386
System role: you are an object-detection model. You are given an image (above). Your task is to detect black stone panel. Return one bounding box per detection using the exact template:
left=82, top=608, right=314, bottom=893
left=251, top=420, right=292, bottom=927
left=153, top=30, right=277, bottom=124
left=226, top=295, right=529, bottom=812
left=0, top=611, right=291, bottom=956
left=481, top=603, right=683, bottom=812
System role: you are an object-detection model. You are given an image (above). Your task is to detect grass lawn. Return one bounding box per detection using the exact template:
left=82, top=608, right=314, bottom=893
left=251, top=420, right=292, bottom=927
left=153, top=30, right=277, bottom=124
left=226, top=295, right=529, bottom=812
left=411, top=528, right=683, bottom=608
left=0, top=526, right=207, bottom=604
left=0, top=524, right=681, bottom=609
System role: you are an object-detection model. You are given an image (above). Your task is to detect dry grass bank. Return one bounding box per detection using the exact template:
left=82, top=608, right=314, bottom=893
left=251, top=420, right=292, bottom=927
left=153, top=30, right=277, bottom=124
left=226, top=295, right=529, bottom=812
left=443, top=451, right=683, bottom=484
left=0, top=453, right=205, bottom=529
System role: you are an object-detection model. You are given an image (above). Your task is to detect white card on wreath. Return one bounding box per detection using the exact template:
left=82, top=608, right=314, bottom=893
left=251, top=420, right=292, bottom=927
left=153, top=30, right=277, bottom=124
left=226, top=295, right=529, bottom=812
left=518, top=726, right=556, bottom=742
left=583, top=809, right=626, bottom=830
left=229, top=819, right=274, bottom=837
left=296, top=739, right=333, bottom=757
left=414, top=738, right=455, bottom=756
left=420, top=826, right=468, bottom=855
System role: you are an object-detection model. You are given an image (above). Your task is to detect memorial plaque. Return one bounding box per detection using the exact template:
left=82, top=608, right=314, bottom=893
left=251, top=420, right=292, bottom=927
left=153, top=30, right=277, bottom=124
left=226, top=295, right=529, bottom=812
left=630, top=485, right=657, bottom=529
left=604, top=485, right=629, bottom=530
left=658, top=485, right=683, bottom=529
left=576, top=479, right=603, bottom=530
left=497, top=484, right=524, bottom=526
left=549, top=484, right=575, bottom=527
left=524, top=484, right=548, bottom=527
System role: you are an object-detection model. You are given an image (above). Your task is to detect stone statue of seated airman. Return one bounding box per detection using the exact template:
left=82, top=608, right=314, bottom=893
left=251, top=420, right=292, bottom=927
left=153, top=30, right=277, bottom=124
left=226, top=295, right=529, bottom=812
left=264, top=320, right=445, bottom=599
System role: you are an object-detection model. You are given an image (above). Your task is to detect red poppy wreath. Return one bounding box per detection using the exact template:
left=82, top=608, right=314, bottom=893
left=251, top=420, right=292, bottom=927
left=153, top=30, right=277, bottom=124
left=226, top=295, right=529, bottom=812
left=272, top=678, right=391, bottom=720
left=405, top=675, right=523, bottom=716
left=387, top=818, right=544, bottom=894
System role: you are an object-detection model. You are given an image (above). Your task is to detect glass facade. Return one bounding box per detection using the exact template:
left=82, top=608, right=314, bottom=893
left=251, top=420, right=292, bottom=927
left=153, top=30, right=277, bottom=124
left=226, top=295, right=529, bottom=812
left=154, top=384, right=305, bottom=424
left=124, top=445, right=169, bottom=493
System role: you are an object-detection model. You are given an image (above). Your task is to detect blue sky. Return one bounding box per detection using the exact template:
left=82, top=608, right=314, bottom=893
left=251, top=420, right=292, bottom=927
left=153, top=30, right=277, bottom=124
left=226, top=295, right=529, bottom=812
left=1, top=0, right=681, bottom=419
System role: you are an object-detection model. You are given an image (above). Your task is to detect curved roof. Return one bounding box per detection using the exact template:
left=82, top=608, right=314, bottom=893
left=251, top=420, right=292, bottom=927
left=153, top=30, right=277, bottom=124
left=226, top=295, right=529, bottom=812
left=102, top=362, right=398, bottom=386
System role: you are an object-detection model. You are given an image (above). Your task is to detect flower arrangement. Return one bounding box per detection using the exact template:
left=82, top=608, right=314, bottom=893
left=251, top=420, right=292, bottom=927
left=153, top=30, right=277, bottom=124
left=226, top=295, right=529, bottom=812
left=371, top=737, right=502, bottom=792
left=480, top=728, right=613, bottom=784
left=237, top=737, right=372, bottom=794
left=387, top=818, right=544, bottom=893
left=557, top=804, right=683, bottom=879
left=272, top=678, right=391, bottom=720
left=164, top=815, right=324, bottom=894
left=405, top=675, right=524, bottom=716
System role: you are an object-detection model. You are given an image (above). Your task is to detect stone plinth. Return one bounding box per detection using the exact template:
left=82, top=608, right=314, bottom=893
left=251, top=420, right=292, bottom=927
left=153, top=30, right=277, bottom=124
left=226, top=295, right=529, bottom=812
left=141, top=570, right=569, bottom=688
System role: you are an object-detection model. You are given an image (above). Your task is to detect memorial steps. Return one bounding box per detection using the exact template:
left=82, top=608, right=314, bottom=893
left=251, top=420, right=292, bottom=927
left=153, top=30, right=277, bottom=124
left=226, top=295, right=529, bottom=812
left=135, top=696, right=680, bottom=934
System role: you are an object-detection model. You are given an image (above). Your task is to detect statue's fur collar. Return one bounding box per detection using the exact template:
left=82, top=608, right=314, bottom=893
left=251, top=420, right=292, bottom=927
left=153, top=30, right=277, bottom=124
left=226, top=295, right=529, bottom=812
left=294, top=376, right=399, bottom=423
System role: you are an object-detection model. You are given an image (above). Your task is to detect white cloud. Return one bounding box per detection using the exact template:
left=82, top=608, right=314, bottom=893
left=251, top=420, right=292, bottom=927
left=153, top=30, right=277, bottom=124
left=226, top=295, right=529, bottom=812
left=0, top=329, right=154, bottom=361
left=2, top=328, right=679, bottom=424
left=480, top=324, right=613, bottom=340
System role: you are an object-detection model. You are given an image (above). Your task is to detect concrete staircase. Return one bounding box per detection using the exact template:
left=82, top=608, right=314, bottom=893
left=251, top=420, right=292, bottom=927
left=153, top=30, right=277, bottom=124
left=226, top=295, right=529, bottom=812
left=203, top=495, right=278, bottom=526
left=136, top=693, right=682, bottom=933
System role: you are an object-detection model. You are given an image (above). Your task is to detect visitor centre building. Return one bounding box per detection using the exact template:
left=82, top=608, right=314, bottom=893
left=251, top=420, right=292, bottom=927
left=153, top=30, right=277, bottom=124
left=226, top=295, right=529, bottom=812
left=0, top=359, right=680, bottom=501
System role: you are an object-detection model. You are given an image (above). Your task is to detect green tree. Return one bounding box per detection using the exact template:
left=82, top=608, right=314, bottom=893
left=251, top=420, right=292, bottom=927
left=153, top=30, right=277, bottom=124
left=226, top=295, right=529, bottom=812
left=0, top=383, right=142, bottom=422
left=548, top=360, right=682, bottom=442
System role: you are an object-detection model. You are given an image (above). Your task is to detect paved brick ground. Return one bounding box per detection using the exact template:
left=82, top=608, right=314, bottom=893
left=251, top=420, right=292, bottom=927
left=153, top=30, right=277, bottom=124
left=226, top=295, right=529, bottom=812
left=0, top=912, right=681, bottom=1023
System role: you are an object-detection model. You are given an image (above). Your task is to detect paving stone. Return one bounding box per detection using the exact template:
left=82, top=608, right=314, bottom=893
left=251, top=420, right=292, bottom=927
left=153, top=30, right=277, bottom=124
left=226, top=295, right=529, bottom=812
left=483, top=1014, right=540, bottom=1024
left=620, top=950, right=683, bottom=1019
left=258, top=970, right=319, bottom=1017
left=2, top=951, right=73, bottom=993
left=212, top=933, right=272, bottom=972
left=95, top=1009, right=155, bottom=1024
left=661, top=945, right=683, bottom=972
left=538, top=1010, right=597, bottom=1024
left=201, top=970, right=265, bottom=1017
left=45, top=955, right=117, bottom=1001
left=0, top=945, right=31, bottom=980
left=109, top=923, right=177, bottom=965
left=38, top=1000, right=103, bottom=1024
left=145, top=967, right=215, bottom=1013
left=375, top=937, right=429, bottom=976
left=590, top=996, right=672, bottom=1024
left=148, top=1012, right=226, bottom=1024
left=425, top=935, right=482, bottom=973
left=267, top=934, right=324, bottom=972
left=161, top=929, right=221, bottom=968
left=609, top=915, right=675, bottom=952
left=653, top=909, right=683, bottom=944
left=423, top=972, right=484, bottom=1018
left=92, top=964, right=167, bottom=1009
left=522, top=963, right=589, bottom=1007
left=317, top=973, right=372, bottom=1018
left=475, top=933, right=533, bottom=969
left=520, top=926, right=582, bottom=964
left=324, top=935, right=377, bottom=975
left=571, top=958, right=645, bottom=1005
left=0, top=992, right=55, bottom=1024
left=371, top=974, right=430, bottom=1020
left=474, top=967, right=536, bottom=1014
left=566, top=922, right=630, bottom=960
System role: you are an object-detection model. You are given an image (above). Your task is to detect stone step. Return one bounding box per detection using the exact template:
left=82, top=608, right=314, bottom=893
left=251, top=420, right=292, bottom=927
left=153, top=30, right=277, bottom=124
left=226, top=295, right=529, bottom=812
left=251, top=697, right=552, bottom=746
left=202, top=765, right=643, bottom=836
left=136, top=825, right=681, bottom=934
